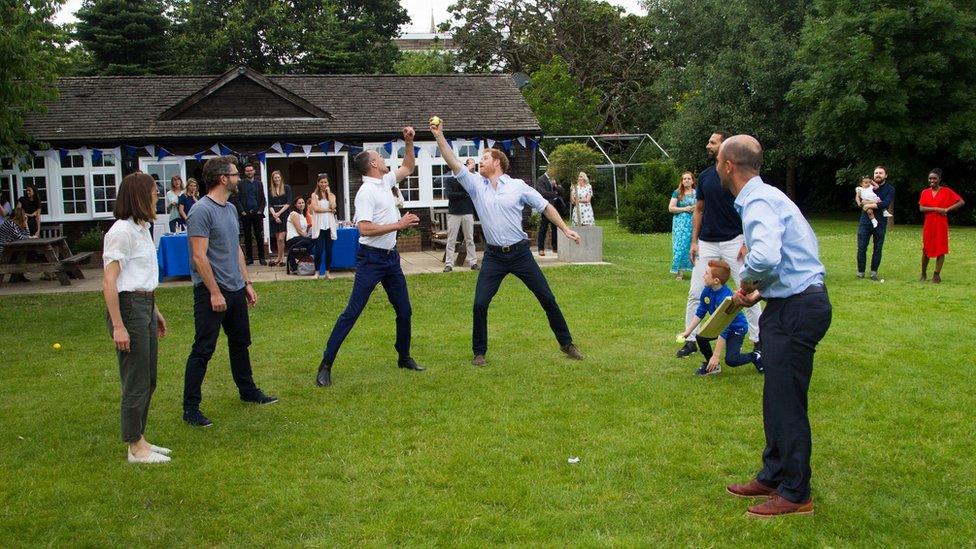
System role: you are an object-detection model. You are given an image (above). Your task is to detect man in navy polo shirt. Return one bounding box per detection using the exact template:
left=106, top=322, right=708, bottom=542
left=316, top=127, right=424, bottom=387
left=676, top=131, right=762, bottom=359
left=856, top=165, right=895, bottom=280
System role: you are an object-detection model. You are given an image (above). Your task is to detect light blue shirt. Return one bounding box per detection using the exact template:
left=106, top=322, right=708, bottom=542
left=734, top=176, right=825, bottom=298
left=453, top=169, right=550, bottom=247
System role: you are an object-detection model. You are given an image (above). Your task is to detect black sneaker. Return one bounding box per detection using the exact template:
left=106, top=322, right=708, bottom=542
left=241, top=390, right=278, bottom=405
left=316, top=360, right=332, bottom=387
left=856, top=272, right=865, bottom=279
left=676, top=341, right=697, bottom=358
left=183, top=409, right=213, bottom=427
left=870, top=273, right=880, bottom=282
left=470, top=263, right=479, bottom=271
left=695, top=362, right=720, bottom=376
left=443, top=265, right=452, bottom=272
left=754, top=351, right=764, bottom=374
left=752, top=339, right=762, bottom=353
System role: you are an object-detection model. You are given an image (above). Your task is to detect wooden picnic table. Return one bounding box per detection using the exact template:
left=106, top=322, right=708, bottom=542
left=0, top=236, right=92, bottom=286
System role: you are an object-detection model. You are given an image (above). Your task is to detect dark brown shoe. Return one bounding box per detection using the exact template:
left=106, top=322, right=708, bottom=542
left=726, top=478, right=775, bottom=498
left=472, top=355, right=487, bottom=367
left=746, top=494, right=814, bottom=518
left=560, top=343, right=584, bottom=360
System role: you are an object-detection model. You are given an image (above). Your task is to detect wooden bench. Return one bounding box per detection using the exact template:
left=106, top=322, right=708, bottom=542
left=38, top=223, right=64, bottom=239
left=0, top=237, right=87, bottom=286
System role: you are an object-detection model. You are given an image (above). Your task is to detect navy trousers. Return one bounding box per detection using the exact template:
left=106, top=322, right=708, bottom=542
left=856, top=216, right=887, bottom=273
left=473, top=243, right=572, bottom=355
left=696, top=329, right=755, bottom=367
left=755, top=287, right=832, bottom=503
left=322, top=246, right=412, bottom=365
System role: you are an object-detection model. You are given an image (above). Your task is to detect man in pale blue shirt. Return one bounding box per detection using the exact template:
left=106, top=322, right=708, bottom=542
left=718, top=135, right=832, bottom=518
left=430, top=118, right=583, bottom=366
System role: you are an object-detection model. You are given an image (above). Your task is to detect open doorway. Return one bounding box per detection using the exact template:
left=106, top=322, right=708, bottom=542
left=265, top=155, right=348, bottom=220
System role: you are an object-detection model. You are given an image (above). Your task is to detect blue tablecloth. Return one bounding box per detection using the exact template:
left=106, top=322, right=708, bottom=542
left=325, top=227, right=359, bottom=272
left=157, top=233, right=190, bottom=281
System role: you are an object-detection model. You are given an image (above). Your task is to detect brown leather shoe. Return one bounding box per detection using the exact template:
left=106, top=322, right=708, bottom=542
left=561, top=344, right=584, bottom=360
left=726, top=478, right=775, bottom=498
left=472, top=355, right=487, bottom=367
left=746, top=494, right=814, bottom=518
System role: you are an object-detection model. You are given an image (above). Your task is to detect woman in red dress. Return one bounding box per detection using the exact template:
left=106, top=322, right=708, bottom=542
left=918, top=168, right=965, bottom=283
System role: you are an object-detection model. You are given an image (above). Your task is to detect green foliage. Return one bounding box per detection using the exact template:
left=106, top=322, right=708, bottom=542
left=0, top=0, right=65, bottom=159
left=618, top=160, right=680, bottom=233
left=398, top=227, right=420, bottom=237
left=74, top=0, right=173, bottom=75
left=394, top=47, right=456, bottom=75
left=169, top=0, right=408, bottom=74
left=74, top=227, right=104, bottom=252
left=789, top=0, right=976, bottom=223
left=522, top=56, right=602, bottom=136
left=525, top=211, right=541, bottom=230
left=544, top=142, right=603, bottom=186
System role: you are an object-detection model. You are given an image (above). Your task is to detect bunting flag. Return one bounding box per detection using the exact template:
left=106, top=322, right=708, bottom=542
left=500, top=139, right=512, bottom=153
left=473, top=138, right=482, bottom=149
left=144, top=145, right=156, bottom=157
left=318, top=140, right=331, bottom=153
left=91, top=149, right=103, bottom=165
left=270, top=142, right=284, bottom=154
left=486, top=138, right=496, bottom=149
left=219, top=144, right=233, bottom=155
left=125, top=145, right=140, bottom=156
left=383, top=141, right=394, bottom=155
left=257, top=152, right=267, bottom=164
left=193, top=151, right=205, bottom=161
left=348, top=145, right=363, bottom=154
left=210, top=144, right=222, bottom=155
left=282, top=143, right=294, bottom=156
left=517, top=137, right=526, bottom=149
left=58, top=148, right=70, bottom=160
left=414, top=146, right=421, bottom=156
left=156, top=147, right=172, bottom=161
left=302, top=144, right=313, bottom=156
left=527, top=138, right=539, bottom=150
left=333, top=141, right=345, bottom=153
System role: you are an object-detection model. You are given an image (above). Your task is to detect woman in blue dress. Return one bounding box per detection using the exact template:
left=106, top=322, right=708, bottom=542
left=669, top=171, right=697, bottom=279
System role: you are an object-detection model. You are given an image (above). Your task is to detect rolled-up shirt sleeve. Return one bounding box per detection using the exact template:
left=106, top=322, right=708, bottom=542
left=102, top=229, right=129, bottom=267
left=354, top=189, right=375, bottom=224
left=522, top=184, right=550, bottom=214
left=740, top=198, right=784, bottom=287
left=452, top=169, right=480, bottom=195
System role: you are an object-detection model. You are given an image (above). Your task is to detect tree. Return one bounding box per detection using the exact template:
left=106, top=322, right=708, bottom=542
left=394, top=47, right=456, bottom=75
left=618, top=160, right=680, bottom=233
left=789, top=0, right=976, bottom=211
left=522, top=56, right=601, bottom=135
left=74, top=0, right=173, bottom=75
left=545, top=142, right=603, bottom=185
left=0, top=0, right=65, bottom=159
left=170, top=0, right=409, bottom=74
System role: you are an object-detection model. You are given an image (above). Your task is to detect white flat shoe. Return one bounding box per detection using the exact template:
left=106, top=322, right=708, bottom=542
left=148, top=444, right=172, bottom=455
left=127, top=451, right=170, bottom=464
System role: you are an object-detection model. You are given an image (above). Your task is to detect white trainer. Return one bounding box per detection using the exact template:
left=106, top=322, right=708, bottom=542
left=148, top=444, right=172, bottom=455
left=127, top=451, right=171, bottom=464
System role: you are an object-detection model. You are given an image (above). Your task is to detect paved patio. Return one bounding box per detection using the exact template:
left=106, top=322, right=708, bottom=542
left=0, top=250, right=609, bottom=296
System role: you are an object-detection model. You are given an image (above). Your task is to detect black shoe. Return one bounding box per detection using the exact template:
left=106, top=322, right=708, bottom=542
left=246, top=260, right=254, bottom=266
left=398, top=357, right=425, bottom=371
left=754, top=351, right=764, bottom=374
left=870, top=273, right=880, bottom=282
left=470, top=263, right=479, bottom=271
left=241, top=390, right=278, bottom=404
left=676, top=341, right=697, bottom=358
left=316, top=360, right=332, bottom=387
left=752, top=339, right=762, bottom=353
left=695, top=361, right=720, bottom=376
left=259, top=259, right=268, bottom=266
left=183, top=409, right=213, bottom=427
left=443, top=265, right=453, bottom=272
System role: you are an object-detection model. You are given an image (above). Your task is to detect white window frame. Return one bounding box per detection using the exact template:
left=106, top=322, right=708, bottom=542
left=90, top=148, right=122, bottom=218
left=0, top=158, right=16, bottom=211
left=19, top=153, right=51, bottom=220
left=364, top=140, right=481, bottom=209
left=57, top=151, right=89, bottom=219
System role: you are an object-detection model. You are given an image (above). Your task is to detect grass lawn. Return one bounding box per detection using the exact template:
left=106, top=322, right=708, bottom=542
left=1, top=216, right=973, bottom=546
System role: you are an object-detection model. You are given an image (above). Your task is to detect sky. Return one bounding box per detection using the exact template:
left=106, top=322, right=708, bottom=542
left=54, top=0, right=647, bottom=31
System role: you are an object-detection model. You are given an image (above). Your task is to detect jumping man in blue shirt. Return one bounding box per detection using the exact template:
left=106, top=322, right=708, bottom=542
left=430, top=119, right=584, bottom=366
left=718, top=135, right=832, bottom=518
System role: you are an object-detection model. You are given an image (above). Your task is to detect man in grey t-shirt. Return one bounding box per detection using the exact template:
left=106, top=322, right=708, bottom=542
left=182, top=155, right=277, bottom=428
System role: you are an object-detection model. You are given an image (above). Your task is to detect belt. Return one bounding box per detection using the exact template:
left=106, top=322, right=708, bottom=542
left=120, top=290, right=155, bottom=297
left=487, top=240, right=529, bottom=253
left=360, top=244, right=397, bottom=255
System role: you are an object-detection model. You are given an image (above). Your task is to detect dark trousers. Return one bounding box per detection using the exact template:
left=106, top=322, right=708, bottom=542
left=183, top=284, right=259, bottom=411
left=322, top=246, right=412, bottom=365
left=169, top=218, right=185, bottom=233
left=537, top=214, right=558, bottom=251
left=696, top=330, right=755, bottom=367
left=108, top=293, right=157, bottom=443
left=241, top=214, right=265, bottom=261
left=856, top=216, right=887, bottom=273
left=473, top=243, right=572, bottom=355
left=314, top=228, right=334, bottom=274
left=286, top=236, right=313, bottom=273
left=755, top=288, right=832, bottom=503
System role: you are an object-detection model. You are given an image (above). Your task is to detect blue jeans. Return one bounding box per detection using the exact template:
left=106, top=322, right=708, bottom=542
left=322, top=246, right=412, bottom=365
left=314, top=228, right=333, bottom=274
left=695, top=329, right=755, bottom=367
left=856, top=216, right=887, bottom=273
left=473, top=243, right=572, bottom=355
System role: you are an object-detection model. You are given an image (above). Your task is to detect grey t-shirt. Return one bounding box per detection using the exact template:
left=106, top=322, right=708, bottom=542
left=186, top=195, right=245, bottom=291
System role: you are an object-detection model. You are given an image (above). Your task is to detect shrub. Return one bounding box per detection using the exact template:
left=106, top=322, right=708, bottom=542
left=75, top=227, right=104, bottom=252
left=618, top=160, right=682, bottom=234
left=525, top=212, right=542, bottom=230
left=545, top=142, right=604, bottom=185
left=399, top=227, right=420, bottom=237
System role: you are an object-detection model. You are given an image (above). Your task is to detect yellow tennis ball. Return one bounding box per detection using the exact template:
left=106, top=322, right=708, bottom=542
left=53, top=343, right=62, bottom=350
left=429, top=116, right=442, bottom=127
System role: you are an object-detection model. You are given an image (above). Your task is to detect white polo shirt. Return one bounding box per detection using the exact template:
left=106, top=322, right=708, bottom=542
left=354, top=171, right=400, bottom=250
left=102, top=218, right=159, bottom=292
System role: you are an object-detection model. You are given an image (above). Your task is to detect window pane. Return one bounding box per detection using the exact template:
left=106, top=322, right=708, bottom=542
left=0, top=175, right=12, bottom=207
left=31, top=155, right=46, bottom=170
left=60, top=154, right=84, bottom=169
left=432, top=165, right=452, bottom=201
left=61, top=174, right=87, bottom=214
left=93, top=153, right=117, bottom=167
left=400, top=167, right=420, bottom=202
left=93, top=173, right=117, bottom=213
left=22, top=176, right=48, bottom=214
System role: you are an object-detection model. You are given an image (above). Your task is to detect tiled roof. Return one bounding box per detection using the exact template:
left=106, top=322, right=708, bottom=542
left=22, top=69, right=541, bottom=144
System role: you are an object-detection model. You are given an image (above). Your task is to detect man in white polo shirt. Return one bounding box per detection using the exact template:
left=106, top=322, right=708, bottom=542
left=316, top=127, right=424, bottom=387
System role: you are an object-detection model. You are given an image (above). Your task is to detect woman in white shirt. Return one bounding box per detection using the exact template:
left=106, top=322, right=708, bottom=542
left=102, top=173, right=170, bottom=464
left=286, top=196, right=314, bottom=274
left=165, top=175, right=184, bottom=232
left=309, top=175, right=338, bottom=280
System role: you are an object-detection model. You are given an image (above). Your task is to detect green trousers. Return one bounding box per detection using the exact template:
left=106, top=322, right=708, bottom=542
left=107, top=293, right=158, bottom=443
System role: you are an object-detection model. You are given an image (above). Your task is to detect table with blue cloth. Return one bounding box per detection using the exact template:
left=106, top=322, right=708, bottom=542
left=324, top=227, right=359, bottom=272
left=157, top=233, right=190, bottom=281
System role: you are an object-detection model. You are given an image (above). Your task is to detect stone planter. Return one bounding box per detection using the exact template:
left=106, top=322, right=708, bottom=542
left=557, top=225, right=603, bottom=263
left=397, top=234, right=422, bottom=252
left=525, top=229, right=539, bottom=245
